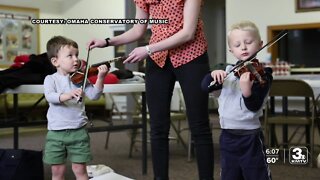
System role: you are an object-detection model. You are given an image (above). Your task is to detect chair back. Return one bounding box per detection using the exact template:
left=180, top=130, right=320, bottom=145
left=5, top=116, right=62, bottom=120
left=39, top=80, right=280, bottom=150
left=270, top=79, right=314, bottom=99
left=265, top=79, right=317, bottom=167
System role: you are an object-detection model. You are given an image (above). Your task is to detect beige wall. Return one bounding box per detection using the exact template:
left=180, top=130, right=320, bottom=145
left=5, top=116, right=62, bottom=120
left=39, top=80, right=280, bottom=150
left=226, top=0, right=320, bottom=64
left=2, top=0, right=320, bottom=65
left=0, top=0, right=125, bottom=62
left=60, top=0, right=125, bottom=62
left=63, top=0, right=125, bottom=62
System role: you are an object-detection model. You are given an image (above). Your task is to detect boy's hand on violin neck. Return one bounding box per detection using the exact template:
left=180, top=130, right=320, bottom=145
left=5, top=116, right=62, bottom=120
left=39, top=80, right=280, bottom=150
left=97, top=64, right=109, bottom=79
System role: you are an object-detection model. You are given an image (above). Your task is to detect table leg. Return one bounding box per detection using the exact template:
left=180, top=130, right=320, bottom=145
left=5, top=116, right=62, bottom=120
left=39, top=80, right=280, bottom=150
left=283, top=97, right=288, bottom=149
left=141, top=92, right=147, bottom=175
left=13, top=94, right=19, bottom=149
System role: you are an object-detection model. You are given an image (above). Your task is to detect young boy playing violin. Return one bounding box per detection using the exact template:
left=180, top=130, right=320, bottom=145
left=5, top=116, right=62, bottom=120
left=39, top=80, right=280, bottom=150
left=43, top=36, right=109, bottom=180
left=202, top=21, right=273, bottom=180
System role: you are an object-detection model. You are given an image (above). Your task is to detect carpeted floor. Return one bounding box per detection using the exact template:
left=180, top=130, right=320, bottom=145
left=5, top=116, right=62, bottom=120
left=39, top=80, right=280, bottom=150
left=0, top=115, right=320, bottom=180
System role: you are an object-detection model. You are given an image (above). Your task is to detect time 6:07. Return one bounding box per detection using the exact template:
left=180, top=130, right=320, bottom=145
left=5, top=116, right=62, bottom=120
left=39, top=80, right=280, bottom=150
left=266, top=148, right=279, bottom=155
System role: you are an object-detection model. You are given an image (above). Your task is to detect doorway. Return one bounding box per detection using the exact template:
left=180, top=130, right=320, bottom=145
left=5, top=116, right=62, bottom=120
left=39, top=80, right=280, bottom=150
left=202, top=0, right=226, bottom=69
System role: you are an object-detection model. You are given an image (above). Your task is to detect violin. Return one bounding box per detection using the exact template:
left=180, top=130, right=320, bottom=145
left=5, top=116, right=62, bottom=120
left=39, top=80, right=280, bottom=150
left=70, top=56, right=127, bottom=85
left=234, top=59, right=266, bottom=85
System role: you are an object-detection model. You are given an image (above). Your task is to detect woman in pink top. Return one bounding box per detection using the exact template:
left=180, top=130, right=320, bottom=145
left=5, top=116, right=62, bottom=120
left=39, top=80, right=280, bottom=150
left=88, top=0, right=214, bottom=179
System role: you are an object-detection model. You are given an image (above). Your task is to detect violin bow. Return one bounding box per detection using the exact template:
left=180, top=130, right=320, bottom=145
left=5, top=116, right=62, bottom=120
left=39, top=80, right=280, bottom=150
left=208, top=30, right=288, bottom=89
left=77, top=49, right=91, bottom=103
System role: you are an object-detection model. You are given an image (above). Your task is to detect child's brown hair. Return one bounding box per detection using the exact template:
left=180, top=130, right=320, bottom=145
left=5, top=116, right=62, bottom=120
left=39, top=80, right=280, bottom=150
left=46, top=36, right=78, bottom=60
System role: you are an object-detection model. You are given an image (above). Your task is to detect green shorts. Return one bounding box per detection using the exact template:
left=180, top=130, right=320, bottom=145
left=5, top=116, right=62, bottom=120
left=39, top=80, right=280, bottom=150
left=43, top=127, right=92, bottom=165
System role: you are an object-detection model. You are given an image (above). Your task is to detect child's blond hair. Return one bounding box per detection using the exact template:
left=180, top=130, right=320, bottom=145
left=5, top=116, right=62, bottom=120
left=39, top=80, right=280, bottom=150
left=227, top=20, right=261, bottom=47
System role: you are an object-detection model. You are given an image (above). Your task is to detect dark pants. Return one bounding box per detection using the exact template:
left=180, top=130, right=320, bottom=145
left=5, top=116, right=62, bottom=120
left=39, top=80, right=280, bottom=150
left=146, top=53, right=214, bottom=180
left=220, top=129, right=272, bottom=180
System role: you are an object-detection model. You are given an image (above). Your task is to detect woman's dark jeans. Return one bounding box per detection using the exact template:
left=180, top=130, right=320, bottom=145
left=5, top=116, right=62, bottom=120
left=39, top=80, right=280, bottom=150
left=146, top=53, right=214, bottom=180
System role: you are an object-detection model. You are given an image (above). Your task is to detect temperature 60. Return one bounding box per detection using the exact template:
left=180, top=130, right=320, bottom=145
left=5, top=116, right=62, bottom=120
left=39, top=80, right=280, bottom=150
left=266, top=157, right=278, bottom=164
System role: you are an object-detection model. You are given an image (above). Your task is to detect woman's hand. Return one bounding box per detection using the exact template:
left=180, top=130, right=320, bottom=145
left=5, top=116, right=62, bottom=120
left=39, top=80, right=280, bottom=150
left=123, top=46, right=149, bottom=64
left=239, top=72, right=253, bottom=97
left=87, top=39, right=107, bottom=50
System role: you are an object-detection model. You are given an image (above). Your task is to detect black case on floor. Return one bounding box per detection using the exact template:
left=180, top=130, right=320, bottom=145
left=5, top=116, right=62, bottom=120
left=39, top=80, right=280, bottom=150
left=0, top=149, right=44, bottom=180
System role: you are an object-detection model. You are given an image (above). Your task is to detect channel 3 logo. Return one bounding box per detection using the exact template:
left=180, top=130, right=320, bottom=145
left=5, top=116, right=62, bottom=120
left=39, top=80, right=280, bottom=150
left=289, top=146, right=308, bottom=165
